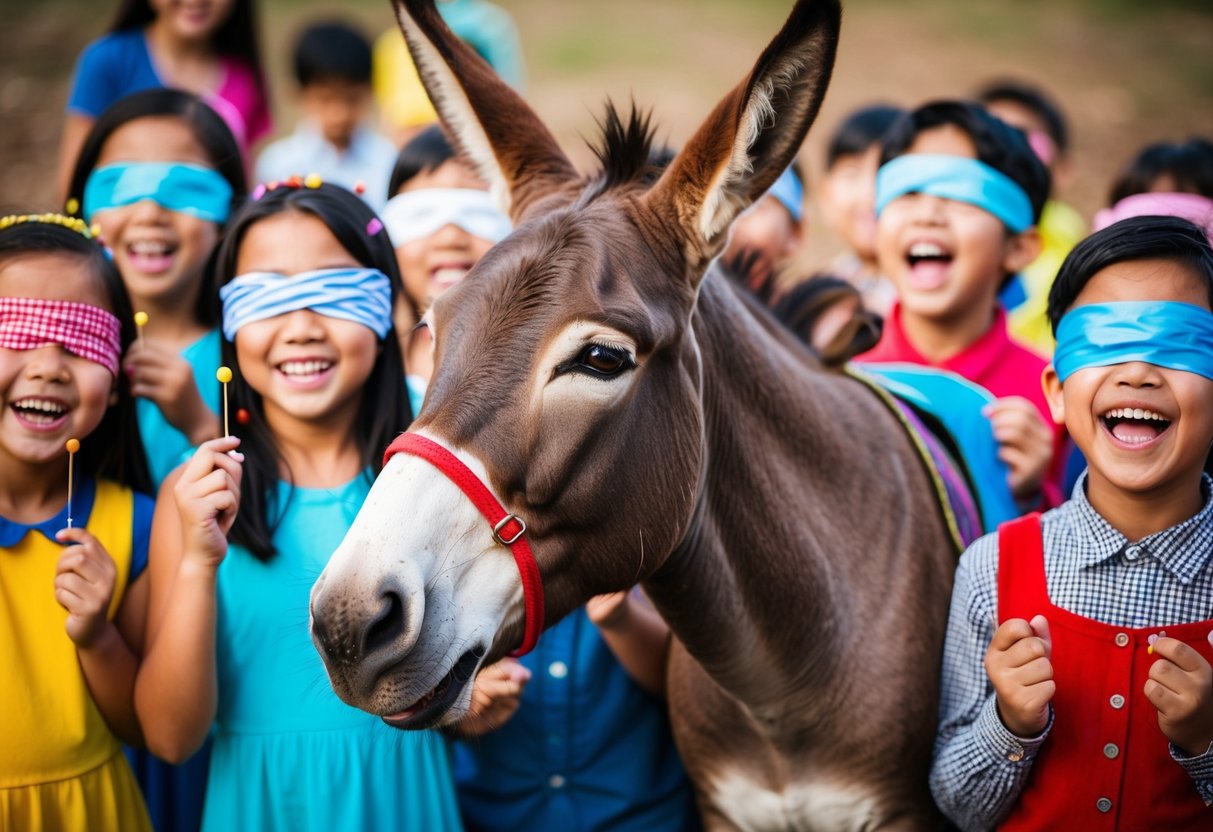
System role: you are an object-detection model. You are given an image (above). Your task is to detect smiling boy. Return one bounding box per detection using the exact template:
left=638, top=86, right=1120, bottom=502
left=856, top=101, right=1061, bottom=509
left=930, top=216, right=1213, bottom=830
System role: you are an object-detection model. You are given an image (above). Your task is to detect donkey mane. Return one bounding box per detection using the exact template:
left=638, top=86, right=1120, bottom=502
left=584, top=101, right=662, bottom=199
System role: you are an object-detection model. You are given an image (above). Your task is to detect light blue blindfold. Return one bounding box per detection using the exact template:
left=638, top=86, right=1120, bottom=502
left=220, top=268, right=394, bottom=341
left=1054, top=301, right=1213, bottom=383
left=766, top=165, right=804, bottom=223
left=875, top=154, right=1034, bottom=233
left=84, top=162, right=233, bottom=225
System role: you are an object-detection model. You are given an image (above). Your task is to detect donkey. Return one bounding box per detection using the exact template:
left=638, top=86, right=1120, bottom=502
left=311, top=0, right=958, bottom=828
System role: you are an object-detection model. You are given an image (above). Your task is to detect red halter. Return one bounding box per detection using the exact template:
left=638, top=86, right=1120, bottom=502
left=382, top=432, right=544, bottom=656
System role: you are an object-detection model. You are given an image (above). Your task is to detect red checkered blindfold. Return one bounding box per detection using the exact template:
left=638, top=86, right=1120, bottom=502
left=0, top=297, right=122, bottom=376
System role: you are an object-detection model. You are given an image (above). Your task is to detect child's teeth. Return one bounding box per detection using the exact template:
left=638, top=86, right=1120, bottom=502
left=909, top=242, right=945, bottom=257
left=280, top=361, right=332, bottom=376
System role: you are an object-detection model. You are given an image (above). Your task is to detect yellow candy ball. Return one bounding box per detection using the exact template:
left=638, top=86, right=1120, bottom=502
left=304, top=173, right=323, bottom=189
left=134, top=311, right=149, bottom=327
left=216, top=366, right=233, bottom=384
left=65, top=438, right=80, bottom=454
left=65, top=198, right=80, bottom=215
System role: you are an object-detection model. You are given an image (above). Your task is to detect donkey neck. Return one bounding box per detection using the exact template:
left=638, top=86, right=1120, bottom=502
left=644, top=270, right=902, bottom=716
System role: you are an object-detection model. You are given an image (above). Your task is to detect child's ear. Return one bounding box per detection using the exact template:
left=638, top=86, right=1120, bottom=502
left=1002, top=227, right=1042, bottom=276
left=1041, top=363, right=1065, bottom=426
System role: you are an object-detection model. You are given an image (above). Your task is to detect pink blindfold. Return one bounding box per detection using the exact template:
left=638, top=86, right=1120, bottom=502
left=0, top=297, right=122, bottom=376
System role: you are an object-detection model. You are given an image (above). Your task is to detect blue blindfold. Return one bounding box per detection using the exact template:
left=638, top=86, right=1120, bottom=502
left=84, top=162, right=233, bottom=225
left=1054, top=301, right=1213, bottom=383
left=875, top=154, right=1034, bottom=233
left=220, top=268, right=394, bottom=341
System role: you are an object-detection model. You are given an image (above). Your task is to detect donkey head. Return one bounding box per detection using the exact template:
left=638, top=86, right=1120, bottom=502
left=310, top=0, right=840, bottom=727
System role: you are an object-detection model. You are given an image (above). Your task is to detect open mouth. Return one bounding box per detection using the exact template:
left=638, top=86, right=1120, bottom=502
left=10, top=397, right=70, bottom=430
left=275, top=359, right=335, bottom=387
left=381, top=648, right=481, bottom=730
left=126, top=239, right=178, bottom=274
left=429, top=264, right=473, bottom=293
left=1101, top=406, right=1172, bottom=447
left=904, top=241, right=954, bottom=291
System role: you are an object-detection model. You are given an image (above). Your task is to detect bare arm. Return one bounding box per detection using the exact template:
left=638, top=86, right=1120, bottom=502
left=57, top=113, right=95, bottom=203
left=54, top=529, right=148, bottom=746
left=587, top=588, right=670, bottom=698
left=135, top=437, right=242, bottom=763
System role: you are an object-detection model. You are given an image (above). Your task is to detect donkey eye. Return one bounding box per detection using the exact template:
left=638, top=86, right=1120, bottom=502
left=559, top=343, right=635, bottom=379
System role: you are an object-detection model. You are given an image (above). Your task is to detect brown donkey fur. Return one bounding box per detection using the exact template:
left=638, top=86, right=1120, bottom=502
left=311, top=1, right=957, bottom=827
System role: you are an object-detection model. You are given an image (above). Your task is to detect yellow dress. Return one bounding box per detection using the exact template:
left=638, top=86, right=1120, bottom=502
left=0, top=479, right=152, bottom=832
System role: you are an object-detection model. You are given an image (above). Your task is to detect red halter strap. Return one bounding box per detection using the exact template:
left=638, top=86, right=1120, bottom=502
left=382, top=432, right=544, bottom=656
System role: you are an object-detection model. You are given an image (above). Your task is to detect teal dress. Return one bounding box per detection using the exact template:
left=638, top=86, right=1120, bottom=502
left=136, top=329, right=221, bottom=489
left=127, top=331, right=221, bottom=832
left=204, top=473, right=462, bottom=832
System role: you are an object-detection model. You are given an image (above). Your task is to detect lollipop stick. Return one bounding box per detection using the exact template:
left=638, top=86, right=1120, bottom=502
left=65, top=438, right=80, bottom=528
left=216, top=367, right=233, bottom=437
left=134, top=311, right=148, bottom=349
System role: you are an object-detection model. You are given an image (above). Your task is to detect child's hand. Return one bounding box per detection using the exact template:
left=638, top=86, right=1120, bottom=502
left=587, top=590, right=630, bottom=629
left=985, top=615, right=1054, bottom=737
left=1146, top=633, right=1213, bottom=758
left=984, top=396, right=1053, bottom=501
left=452, top=658, right=532, bottom=737
left=126, top=345, right=219, bottom=444
left=174, top=436, right=244, bottom=569
left=53, top=528, right=118, bottom=649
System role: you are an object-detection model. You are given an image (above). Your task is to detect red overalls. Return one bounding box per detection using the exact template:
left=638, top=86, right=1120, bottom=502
left=996, top=514, right=1213, bottom=831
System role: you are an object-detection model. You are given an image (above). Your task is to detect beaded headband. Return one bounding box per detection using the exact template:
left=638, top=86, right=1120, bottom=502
left=0, top=212, right=100, bottom=242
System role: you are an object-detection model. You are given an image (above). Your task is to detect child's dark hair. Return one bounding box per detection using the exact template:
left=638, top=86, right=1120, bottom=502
left=825, top=105, right=904, bottom=170
left=387, top=124, right=457, bottom=197
left=294, top=21, right=372, bottom=88
left=0, top=221, right=151, bottom=494
left=770, top=274, right=881, bottom=364
left=110, top=0, right=267, bottom=108
left=1047, top=215, right=1213, bottom=335
left=66, top=89, right=248, bottom=329
left=975, top=80, right=1069, bottom=155
left=1108, top=138, right=1213, bottom=204
left=212, top=184, right=412, bottom=561
left=880, top=100, right=1051, bottom=224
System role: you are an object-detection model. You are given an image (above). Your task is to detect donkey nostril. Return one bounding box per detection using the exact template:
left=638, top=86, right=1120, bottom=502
left=363, top=589, right=405, bottom=657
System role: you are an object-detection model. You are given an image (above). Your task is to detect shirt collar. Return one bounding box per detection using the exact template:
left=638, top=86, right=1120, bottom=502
left=862, top=302, right=1011, bottom=383
left=299, top=121, right=374, bottom=162
left=0, top=477, right=97, bottom=547
left=1067, top=471, right=1213, bottom=584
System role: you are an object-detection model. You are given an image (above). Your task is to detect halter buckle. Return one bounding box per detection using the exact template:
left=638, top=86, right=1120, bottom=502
left=493, top=514, right=527, bottom=546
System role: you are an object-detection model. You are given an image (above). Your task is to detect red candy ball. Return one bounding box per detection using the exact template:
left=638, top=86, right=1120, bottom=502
left=236, top=408, right=251, bottom=425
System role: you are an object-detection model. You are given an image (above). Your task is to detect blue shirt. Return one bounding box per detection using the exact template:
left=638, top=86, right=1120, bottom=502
left=255, top=123, right=399, bottom=211
left=0, top=477, right=153, bottom=582
left=137, top=329, right=221, bottom=489
left=452, top=607, right=697, bottom=832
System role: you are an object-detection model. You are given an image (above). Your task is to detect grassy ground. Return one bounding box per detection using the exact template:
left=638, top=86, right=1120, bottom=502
left=2, top=0, right=1211, bottom=268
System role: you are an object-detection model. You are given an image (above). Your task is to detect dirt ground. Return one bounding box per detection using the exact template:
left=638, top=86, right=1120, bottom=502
left=2, top=0, right=1211, bottom=272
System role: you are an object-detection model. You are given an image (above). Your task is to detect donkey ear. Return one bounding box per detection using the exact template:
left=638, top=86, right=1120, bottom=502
left=390, top=0, right=578, bottom=221
left=643, top=0, right=840, bottom=274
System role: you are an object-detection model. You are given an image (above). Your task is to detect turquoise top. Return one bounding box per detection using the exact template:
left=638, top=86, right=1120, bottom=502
left=136, top=329, right=221, bottom=488
left=205, top=473, right=462, bottom=831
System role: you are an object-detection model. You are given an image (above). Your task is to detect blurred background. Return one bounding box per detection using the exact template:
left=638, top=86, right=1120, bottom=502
left=2, top=0, right=1211, bottom=268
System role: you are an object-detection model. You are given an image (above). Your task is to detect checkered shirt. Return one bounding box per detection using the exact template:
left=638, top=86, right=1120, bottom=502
left=931, top=473, right=1213, bottom=830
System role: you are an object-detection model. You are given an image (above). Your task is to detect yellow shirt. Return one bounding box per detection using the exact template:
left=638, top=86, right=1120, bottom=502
left=0, top=479, right=151, bottom=830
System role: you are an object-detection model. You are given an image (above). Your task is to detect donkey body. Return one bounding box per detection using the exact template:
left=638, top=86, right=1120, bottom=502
left=311, top=2, right=957, bottom=828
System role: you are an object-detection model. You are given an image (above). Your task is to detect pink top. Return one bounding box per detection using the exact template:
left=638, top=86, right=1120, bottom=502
left=857, top=303, right=1065, bottom=505
left=206, top=57, right=271, bottom=149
